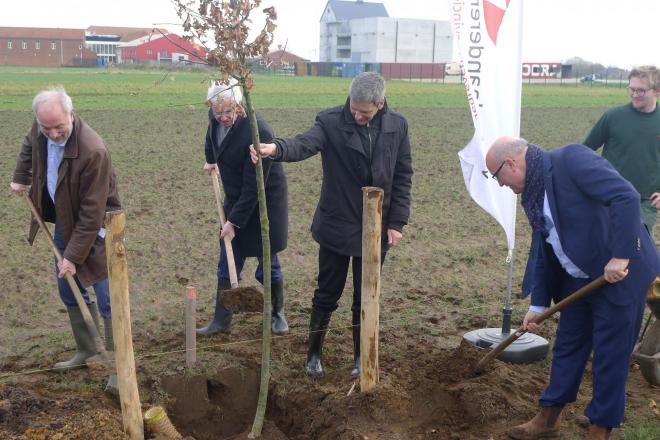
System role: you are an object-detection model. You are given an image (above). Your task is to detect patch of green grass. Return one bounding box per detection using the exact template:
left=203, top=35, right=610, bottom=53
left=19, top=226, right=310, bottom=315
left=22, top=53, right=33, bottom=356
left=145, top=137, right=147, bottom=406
left=0, top=66, right=631, bottom=111
left=621, top=426, right=660, bottom=440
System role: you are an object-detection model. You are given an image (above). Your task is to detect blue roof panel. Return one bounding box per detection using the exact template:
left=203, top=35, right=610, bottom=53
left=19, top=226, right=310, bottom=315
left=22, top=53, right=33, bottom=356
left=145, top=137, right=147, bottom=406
left=328, top=1, right=389, bottom=20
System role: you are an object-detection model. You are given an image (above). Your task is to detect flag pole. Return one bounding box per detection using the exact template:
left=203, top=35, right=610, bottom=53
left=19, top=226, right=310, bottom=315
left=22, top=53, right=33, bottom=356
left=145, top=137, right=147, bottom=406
left=502, top=249, right=514, bottom=335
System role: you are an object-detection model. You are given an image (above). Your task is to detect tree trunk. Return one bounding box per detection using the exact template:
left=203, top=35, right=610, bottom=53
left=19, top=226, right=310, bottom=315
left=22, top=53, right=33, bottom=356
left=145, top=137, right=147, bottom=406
left=241, top=80, right=272, bottom=439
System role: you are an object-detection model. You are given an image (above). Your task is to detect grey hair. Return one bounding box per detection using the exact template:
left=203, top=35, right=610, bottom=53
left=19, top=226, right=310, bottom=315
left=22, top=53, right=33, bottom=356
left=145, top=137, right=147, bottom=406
left=32, top=87, right=73, bottom=115
left=349, top=72, right=385, bottom=105
left=207, top=78, right=243, bottom=104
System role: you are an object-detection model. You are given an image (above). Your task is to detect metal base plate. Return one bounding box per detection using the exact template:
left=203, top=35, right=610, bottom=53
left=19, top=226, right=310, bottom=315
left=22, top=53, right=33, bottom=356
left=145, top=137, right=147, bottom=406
left=463, top=327, right=550, bottom=364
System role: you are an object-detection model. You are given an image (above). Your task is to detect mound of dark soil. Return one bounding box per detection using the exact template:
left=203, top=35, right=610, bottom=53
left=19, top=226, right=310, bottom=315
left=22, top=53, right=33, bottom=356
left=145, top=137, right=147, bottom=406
left=0, top=383, right=125, bottom=439
left=152, top=340, right=547, bottom=440
left=2, top=326, right=657, bottom=439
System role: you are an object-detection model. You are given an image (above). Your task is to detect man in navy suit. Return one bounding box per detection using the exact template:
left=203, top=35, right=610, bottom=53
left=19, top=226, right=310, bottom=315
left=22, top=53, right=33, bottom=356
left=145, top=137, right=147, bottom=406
left=486, top=136, right=659, bottom=440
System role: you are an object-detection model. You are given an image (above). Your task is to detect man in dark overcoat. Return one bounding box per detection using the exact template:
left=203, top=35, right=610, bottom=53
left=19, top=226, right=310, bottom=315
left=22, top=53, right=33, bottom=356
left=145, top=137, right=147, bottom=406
left=252, top=72, right=413, bottom=378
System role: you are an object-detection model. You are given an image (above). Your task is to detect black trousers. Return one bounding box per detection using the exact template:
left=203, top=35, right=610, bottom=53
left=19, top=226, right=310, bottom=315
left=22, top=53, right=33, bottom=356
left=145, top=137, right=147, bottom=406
left=312, top=246, right=386, bottom=313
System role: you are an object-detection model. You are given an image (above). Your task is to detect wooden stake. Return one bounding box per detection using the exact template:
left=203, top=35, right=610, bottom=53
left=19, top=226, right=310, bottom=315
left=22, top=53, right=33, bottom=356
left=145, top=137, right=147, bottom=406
left=185, top=286, right=197, bottom=368
left=104, top=210, right=143, bottom=440
left=360, top=187, right=383, bottom=392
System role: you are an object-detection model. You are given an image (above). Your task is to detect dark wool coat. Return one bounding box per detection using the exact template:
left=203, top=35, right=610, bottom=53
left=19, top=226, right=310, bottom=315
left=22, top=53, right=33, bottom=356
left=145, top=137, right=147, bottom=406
left=13, top=114, right=121, bottom=287
left=274, top=99, right=413, bottom=257
left=205, top=109, right=288, bottom=256
left=524, top=144, right=659, bottom=307
left=520, top=145, right=660, bottom=426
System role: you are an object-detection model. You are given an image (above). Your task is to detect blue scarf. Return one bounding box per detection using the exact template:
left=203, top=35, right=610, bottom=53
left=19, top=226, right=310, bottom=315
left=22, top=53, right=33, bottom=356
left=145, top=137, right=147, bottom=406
left=521, top=144, right=545, bottom=233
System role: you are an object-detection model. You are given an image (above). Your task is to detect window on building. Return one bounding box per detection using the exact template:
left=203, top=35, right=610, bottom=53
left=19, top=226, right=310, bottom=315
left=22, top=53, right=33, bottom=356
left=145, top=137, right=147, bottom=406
left=337, top=49, right=351, bottom=59
left=21, top=41, right=27, bottom=49
left=35, top=40, right=40, bottom=50
left=51, top=41, right=56, bottom=50
left=161, top=50, right=168, bottom=58
left=146, top=48, right=153, bottom=55
left=7, top=41, right=12, bottom=49
left=337, top=36, right=351, bottom=46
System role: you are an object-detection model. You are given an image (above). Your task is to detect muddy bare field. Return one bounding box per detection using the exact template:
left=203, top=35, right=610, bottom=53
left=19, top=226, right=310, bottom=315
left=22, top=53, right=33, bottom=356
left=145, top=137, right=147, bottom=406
left=1, top=107, right=658, bottom=439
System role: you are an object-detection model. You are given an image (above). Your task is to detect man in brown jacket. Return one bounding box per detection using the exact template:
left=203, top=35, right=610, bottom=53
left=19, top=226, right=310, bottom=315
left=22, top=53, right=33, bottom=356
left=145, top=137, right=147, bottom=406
left=10, top=87, right=121, bottom=386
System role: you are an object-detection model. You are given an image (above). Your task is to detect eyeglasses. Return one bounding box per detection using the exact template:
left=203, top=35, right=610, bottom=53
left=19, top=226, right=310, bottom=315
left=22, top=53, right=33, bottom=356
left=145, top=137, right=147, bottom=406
left=491, top=160, right=506, bottom=181
left=212, top=109, right=235, bottom=118
left=627, top=86, right=649, bottom=96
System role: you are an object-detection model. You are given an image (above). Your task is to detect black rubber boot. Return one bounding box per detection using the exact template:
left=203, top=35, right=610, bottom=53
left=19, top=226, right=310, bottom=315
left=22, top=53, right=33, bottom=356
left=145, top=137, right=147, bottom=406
left=271, top=281, right=289, bottom=335
left=54, top=303, right=100, bottom=371
left=197, top=278, right=233, bottom=336
left=351, top=309, right=360, bottom=378
left=305, top=309, right=332, bottom=378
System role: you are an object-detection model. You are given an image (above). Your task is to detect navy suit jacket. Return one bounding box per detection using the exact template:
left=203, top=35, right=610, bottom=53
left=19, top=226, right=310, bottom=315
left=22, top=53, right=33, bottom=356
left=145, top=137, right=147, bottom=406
left=523, top=144, right=659, bottom=307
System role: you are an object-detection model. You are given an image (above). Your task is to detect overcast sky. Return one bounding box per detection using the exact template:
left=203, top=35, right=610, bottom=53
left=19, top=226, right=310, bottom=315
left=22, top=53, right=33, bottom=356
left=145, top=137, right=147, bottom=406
left=2, top=0, right=658, bottom=69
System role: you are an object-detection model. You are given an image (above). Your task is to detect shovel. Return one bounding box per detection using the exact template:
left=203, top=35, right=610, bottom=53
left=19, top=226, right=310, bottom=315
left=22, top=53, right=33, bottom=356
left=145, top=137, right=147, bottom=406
left=21, top=193, right=112, bottom=368
left=474, top=275, right=607, bottom=373
left=210, top=171, right=262, bottom=313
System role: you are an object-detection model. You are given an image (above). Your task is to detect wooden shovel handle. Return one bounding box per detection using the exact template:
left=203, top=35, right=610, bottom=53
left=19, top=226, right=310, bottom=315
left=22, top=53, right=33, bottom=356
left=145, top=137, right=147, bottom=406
left=474, top=275, right=607, bottom=373
left=21, top=193, right=110, bottom=364
left=211, top=172, right=239, bottom=288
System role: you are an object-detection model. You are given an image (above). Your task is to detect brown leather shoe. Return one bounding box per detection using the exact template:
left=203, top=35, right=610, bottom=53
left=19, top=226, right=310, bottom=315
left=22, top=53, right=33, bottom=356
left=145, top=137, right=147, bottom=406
left=585, top=424, right=611, bottom=440
left=507, top=407, right=563, bottom=440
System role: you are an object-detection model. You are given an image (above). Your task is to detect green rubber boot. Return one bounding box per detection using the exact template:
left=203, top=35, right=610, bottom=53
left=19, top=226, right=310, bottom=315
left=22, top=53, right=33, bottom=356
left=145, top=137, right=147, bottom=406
left=54, top=303, right=100, bottom=371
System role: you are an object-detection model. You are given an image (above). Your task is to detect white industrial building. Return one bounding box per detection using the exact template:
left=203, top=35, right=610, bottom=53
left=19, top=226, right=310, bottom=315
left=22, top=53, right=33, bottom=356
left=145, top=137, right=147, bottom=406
left=320, top=0, right=452, bottom=63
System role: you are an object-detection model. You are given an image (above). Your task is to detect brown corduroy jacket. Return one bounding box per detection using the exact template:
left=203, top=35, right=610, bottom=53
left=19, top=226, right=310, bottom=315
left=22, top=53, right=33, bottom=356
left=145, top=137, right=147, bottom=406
left=13, top=113, right=121, bottom=287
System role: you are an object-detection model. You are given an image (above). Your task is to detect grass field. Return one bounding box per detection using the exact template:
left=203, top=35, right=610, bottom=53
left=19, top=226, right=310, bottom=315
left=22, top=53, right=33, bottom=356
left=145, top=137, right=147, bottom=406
left=0, top=67, right=657, bottom=439
left=0, top=65, right=632, bottom=110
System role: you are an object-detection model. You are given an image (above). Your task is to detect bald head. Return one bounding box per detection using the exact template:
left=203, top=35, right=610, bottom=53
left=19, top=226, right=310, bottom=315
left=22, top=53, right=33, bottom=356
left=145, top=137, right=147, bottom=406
left=486, top=136, right=529, bottom=194
left=487, top=136, right=528, bottom=162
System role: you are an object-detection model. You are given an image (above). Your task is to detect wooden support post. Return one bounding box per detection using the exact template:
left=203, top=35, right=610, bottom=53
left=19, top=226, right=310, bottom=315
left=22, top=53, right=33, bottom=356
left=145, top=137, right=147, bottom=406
left=360, top=187, right=383, bottom=392
left=185, top=286, right=197, bottom=368
left=104, top=210, right=143, bottom=440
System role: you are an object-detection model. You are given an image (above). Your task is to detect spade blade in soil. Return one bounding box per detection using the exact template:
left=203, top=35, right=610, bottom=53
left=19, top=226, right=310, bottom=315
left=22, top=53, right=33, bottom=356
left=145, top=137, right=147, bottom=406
left=221, top=286, right=263, bottom=313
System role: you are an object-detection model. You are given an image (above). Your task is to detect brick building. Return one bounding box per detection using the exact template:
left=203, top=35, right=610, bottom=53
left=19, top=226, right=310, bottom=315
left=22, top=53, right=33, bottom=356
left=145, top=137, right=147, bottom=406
left=267, top=49, right=309, bottom=68
left=0, top=27, right=95, bottom=67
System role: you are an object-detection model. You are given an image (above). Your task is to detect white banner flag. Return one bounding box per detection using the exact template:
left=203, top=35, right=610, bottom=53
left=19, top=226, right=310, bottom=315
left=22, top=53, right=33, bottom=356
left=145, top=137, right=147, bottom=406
left=451, top=0, right=523, bottom=250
